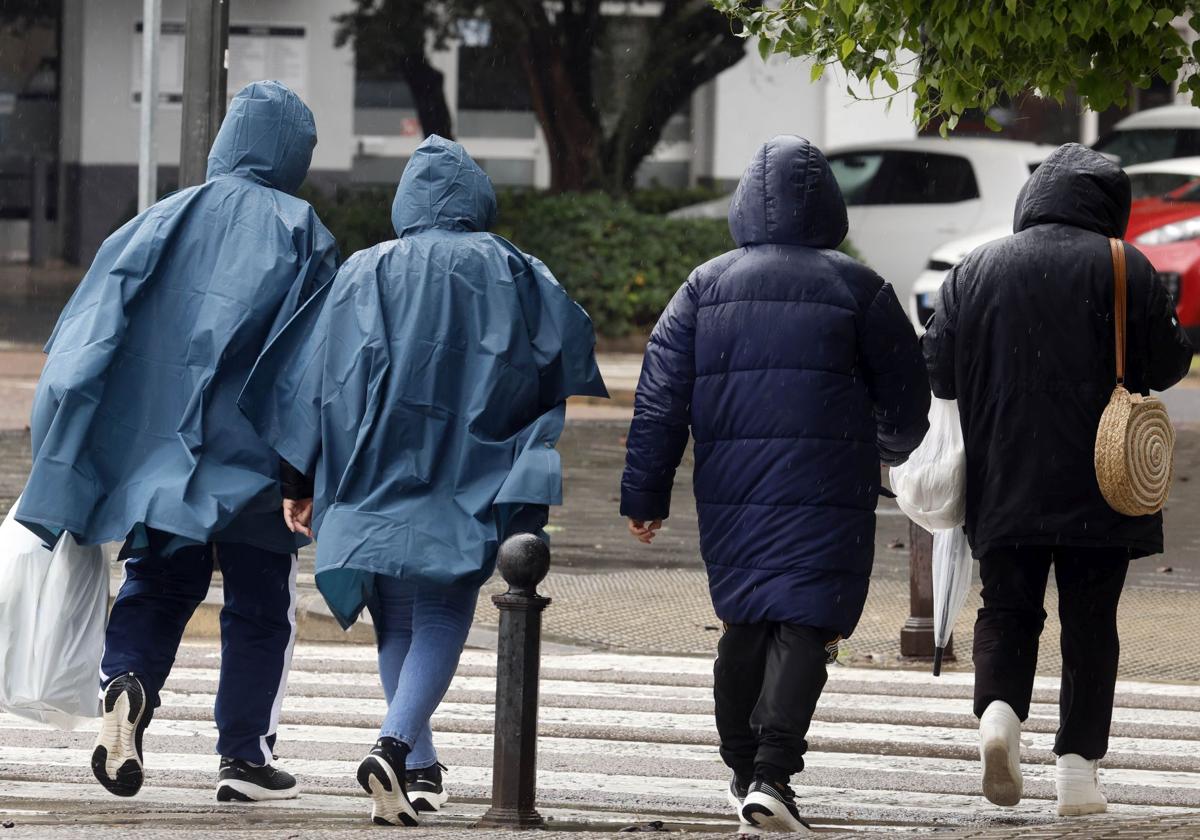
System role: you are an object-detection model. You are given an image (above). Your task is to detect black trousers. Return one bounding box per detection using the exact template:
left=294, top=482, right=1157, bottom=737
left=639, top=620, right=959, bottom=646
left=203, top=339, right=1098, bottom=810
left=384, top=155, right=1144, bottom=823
left=713, top=622, right=833, bottom=781
left=973, top=547, right=1130, bottom=760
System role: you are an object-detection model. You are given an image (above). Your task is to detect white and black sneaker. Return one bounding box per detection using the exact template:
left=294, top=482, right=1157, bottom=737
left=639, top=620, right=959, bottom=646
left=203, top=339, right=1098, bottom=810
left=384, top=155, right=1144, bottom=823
left=406, top=762, right=449, bottom=813
left=740, top=779, right=813, bottom=833
left=91, top=673, right=151, bottom=798
left=216, top=758, right=299, bottom=802
left=357, top=737, right=419, bottom=826
left=727, top=773, right=751, bottom=823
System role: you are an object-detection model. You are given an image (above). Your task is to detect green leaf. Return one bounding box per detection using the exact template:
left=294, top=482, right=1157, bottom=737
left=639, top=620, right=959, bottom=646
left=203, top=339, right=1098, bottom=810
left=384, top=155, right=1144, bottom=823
left=984, top=114, right=1002, bottom=132
left=810, top=62, right=825, bottom=83
left=758, top=36, right=772, bottom=61
left=882, top=68, right=899, bottom=90
left=839, top=37, right=856, bottom=60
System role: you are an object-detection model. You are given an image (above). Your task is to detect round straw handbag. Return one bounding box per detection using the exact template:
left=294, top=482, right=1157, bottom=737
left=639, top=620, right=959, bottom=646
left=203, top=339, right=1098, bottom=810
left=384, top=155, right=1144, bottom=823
left=1094, top=238, right=1175, bottom=517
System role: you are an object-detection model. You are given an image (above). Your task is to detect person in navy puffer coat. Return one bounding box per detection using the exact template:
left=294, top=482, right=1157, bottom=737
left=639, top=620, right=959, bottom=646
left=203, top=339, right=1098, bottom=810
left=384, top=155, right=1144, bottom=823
left=621, top=136, right=929, bottom=829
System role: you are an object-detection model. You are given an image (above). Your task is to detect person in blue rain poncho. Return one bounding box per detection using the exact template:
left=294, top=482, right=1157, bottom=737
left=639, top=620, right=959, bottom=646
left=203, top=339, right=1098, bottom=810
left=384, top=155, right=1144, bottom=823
left=21, top=82, right=338, bottom=802
left=239, top=135, right=606, bottom=826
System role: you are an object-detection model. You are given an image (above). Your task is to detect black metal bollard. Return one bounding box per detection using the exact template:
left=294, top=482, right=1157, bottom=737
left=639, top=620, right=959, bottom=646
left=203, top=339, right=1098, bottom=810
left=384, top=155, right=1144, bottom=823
left=476, top=533, right=551, bottom=829
left=900, top=520, right=955, bottom=663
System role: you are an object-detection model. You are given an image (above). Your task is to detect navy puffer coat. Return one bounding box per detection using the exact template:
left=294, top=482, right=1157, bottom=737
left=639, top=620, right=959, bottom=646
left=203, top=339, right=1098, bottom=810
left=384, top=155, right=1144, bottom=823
left=620, top=136, right=930, bottom=637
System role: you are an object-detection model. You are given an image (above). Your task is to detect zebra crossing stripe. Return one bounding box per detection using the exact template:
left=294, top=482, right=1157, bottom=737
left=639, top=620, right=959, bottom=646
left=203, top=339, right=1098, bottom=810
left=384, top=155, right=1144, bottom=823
left=3, top=643, right=1200, bottom=828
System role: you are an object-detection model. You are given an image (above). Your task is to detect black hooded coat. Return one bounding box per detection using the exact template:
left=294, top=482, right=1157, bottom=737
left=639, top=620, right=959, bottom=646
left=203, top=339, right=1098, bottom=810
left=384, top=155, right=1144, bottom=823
left=923, top=143, right=1193, bottom=559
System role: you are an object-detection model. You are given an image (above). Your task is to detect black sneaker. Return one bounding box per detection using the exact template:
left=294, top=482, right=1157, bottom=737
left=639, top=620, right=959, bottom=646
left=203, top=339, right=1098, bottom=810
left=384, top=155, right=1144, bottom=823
left=740, top=778, right=813, bottom=833
left=357, top=737, right=419, bottom=826
left=91, top=673, right=152, bottom=797
left=216, top=758, right=299, bottom=802
left=727, top=773, right=751, bottom=823
left=406, top=762, right=448, bottom=813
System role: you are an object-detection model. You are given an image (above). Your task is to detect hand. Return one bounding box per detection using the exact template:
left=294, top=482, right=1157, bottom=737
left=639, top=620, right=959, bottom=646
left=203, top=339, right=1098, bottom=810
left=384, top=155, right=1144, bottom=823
left=283, top=498, right=314, bottom=538
left=628, top=518, right=663, bottom=544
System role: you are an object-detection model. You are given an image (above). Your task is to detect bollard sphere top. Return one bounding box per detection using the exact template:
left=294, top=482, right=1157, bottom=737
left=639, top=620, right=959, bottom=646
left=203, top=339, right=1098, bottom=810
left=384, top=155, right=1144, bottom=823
left=497, top=533, right=550, bottom=595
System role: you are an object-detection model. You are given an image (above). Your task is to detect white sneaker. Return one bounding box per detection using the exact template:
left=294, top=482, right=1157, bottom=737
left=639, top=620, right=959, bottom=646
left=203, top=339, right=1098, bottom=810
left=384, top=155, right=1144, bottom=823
left=979, top=700, right=1023, bottom=806
left=1056, top=754, right=1107, bottom=816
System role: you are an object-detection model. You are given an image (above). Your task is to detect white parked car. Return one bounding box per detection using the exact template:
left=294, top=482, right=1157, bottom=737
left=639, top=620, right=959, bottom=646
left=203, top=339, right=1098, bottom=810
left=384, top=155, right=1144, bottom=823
left=910, top=155, right=1200, bottom=328
left=671, top=138, right=1054, bottom=312
left=1093, top=104, right=1200, bottom=167
left=1125, top=156, right=1200, bottom=199
left=910, top=226, right=1009, bottom=328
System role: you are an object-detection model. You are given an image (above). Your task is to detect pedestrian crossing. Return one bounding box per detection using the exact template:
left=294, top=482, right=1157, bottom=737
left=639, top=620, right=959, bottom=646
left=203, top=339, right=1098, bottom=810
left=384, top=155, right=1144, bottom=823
left=1, top=641, right=1199, bottom=832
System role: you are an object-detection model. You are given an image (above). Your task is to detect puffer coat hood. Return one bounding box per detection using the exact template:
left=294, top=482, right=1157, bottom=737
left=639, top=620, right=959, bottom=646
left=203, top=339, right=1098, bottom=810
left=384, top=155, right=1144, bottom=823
left=622, top=137, right=928, bottom=638
left=728, top=135, right=849, bottom=249
left=392, top=135, right=499, bottom=238
left=1014, top=142, right=1130, bottom=238
left=206, top=81, right=317, bottom=195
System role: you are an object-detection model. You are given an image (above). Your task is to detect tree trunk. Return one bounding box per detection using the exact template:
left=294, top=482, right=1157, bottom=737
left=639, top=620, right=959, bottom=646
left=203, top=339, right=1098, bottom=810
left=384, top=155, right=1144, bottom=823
left=601, top=1, right=750, bottom=191
left=399, top=55, right=454, bottom=140
left=507, top=7, right=604, bottom=191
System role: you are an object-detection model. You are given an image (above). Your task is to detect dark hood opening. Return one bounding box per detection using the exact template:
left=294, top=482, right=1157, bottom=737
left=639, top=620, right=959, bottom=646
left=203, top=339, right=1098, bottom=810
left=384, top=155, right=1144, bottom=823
left=391, top=135, right=498, bottom=238
left=1013, top=143, right=1130, bottom=238
left=206, top=80, right=317, bottom=196
left=728, top=135, right=849, bottom=250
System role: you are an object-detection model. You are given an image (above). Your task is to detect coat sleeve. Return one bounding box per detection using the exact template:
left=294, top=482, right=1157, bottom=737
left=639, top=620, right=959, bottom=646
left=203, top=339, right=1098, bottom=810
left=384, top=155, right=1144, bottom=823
left=511, top=251, right=608, bottom=406
left=921, top=266, right=961, bottom=401
left=620, top=276, right=699, bottom=521
left=262, top=213, right=340, bottom=342
left=1143, top=269, right=1194, bottom=392
left=237, top=277, right=335, bottom=475
left=32, top=211, right=174, bottom=459
left=860, top=281, right=931, bottom=467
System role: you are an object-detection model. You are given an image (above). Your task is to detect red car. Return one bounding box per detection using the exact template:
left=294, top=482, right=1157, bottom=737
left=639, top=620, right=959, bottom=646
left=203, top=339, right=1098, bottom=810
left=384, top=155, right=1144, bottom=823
left=1129, top=182, right=1200, bottom=346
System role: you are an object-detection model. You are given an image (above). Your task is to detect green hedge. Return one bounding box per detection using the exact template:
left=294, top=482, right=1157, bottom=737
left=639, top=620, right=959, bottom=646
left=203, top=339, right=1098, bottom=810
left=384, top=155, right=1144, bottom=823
left=303, top=186, right=857, bottom=339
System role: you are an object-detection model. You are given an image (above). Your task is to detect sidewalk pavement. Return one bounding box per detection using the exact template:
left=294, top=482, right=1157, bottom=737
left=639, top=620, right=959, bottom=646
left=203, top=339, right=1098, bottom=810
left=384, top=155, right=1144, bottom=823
left=2, top=407, right=1200, bottom=683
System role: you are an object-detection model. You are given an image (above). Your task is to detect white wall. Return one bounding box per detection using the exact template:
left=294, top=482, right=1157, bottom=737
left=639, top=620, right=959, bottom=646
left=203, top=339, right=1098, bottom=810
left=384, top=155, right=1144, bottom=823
left=706, top=48, right=825, bottom=182
left=823, top=67, right=917, bottom=150
left=705, top=44, right=916, bottom=181
left=77, top=0, right=355, bottom=171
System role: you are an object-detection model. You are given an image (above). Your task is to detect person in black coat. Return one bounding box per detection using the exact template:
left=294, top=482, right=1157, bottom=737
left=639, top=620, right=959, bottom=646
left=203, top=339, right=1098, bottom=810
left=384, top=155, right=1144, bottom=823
left=621, top=136, right=929, bottom=831
left=922, top=143, right=1193, bottom=816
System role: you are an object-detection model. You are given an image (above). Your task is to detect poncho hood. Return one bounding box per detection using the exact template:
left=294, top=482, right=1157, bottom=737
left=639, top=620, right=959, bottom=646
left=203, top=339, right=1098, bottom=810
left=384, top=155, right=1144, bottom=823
left=392, top=135, right=499, bottom=238
left=206, top=80, right=317, bottom=195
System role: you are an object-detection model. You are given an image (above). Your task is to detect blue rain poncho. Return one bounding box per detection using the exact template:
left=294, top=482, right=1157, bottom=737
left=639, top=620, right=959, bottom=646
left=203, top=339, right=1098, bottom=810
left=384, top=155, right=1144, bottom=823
left=239, top=135, right=607, bottom=626
left=20, top=81, right=338, bottom=554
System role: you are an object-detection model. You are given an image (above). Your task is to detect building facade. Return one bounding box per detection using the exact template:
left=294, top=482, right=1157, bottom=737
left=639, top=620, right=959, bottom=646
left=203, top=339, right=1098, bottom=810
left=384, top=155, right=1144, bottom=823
left=14, top=1, right=921, bottom=263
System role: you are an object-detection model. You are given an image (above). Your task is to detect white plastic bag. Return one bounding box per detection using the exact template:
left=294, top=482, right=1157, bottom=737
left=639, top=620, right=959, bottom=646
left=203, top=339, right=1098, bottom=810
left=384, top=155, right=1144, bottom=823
left=890, top=397, right=966, bottom=532
left=0, top=497, right=107, bottom=729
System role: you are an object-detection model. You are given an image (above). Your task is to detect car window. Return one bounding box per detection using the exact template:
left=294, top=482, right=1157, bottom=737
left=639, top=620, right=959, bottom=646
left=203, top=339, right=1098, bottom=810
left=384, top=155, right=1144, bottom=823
left=827, top=152, right=885, bottom=205
left=1093, top=129, right=1200, bottom=166
left=1128, top=172, right=1200, bottom=199
left=1166, top=180, right=1200, bottom=203
left=871, top=151, right=979, bottom=205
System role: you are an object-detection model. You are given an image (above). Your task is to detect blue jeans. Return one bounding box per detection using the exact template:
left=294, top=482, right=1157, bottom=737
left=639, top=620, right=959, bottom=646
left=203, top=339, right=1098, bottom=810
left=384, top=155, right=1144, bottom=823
left=370, top=575, right=479, bottom=769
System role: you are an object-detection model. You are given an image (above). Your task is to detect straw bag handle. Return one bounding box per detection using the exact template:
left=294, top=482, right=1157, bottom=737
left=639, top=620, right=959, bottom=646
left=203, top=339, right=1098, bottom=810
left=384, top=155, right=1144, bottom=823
left=1109, top=237, right=1128, bottom=386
